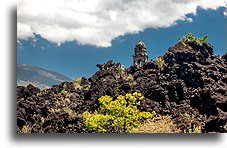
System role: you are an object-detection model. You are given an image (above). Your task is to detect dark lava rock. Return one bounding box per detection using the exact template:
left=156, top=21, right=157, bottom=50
left=17, top=40, right=227, bottom=133
left=223, top=53, right=227, bottom=61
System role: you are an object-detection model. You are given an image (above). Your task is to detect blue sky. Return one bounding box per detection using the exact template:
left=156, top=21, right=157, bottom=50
left=17, top=1, right=227, bottom=79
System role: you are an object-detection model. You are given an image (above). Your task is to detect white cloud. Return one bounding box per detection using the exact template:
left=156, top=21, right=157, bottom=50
left=224, top=11, right=227, bottom=16
left=17, top=0, right=227, bottom=47
left=17, top=22, right=34, bottom=39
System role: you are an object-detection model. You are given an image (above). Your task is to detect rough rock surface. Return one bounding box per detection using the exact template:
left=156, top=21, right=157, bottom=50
left=17, top=40, right=227, bottom=133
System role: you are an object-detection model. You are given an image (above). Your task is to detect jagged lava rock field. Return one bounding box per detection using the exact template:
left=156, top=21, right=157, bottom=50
left=17, top=40, right=227, bottom=133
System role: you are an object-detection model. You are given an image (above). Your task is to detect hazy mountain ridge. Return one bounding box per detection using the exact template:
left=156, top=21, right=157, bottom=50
left=17, top=34, right=57, bottom=50
left=17, top=64, right=72, bottom=88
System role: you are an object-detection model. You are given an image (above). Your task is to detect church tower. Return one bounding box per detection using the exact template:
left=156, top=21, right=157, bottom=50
left=133, top=41, right=148, bottom=67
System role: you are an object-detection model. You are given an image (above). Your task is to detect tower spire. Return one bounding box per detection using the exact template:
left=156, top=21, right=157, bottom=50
left=132, top=41, right=148, bottom=67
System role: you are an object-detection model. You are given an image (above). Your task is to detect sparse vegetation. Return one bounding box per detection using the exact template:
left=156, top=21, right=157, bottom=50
left=130, top=114, right=203, bottom=133
left=155, top=56, right=165, bottom=69
left=182, top=112, right=204, bottom=133
left=185, top=125, right=203, bottom=133
left=177, top=33, right=208, bottom=46
left=121, top=73, right=137, bottom=87
left=130, top=115, right=181, bottom=133
left=124, top=73, right=134, bottom=81
left=61, top=89, right=68, bottom=96
left=63, top=106, right=74, bottom=117
left=129, top=81, right=137, bottom=87
left=117, top=65, right=125, bottom=74
left=84, top=84, right=91, bottom=90
left=18, top=124, right=31, bottom=133
left=115, top=65, right=125, bottom=80
left=73, top=78, right=83, bottom=90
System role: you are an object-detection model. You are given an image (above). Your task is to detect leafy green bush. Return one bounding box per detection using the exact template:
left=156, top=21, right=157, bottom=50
left=177, top=33, right=208, bottom=46
left=83, top=92, right=156, bottom=133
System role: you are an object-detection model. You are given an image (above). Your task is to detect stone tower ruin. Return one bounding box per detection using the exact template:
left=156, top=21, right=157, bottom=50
left=133, top=41, right=148, bottom=67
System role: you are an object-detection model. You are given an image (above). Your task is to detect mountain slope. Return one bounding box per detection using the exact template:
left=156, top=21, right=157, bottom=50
left=17, top=64, right=72, bottom=88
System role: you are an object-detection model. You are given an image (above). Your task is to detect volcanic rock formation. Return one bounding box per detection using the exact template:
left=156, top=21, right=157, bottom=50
left=17, top=40, right=227, bottom=133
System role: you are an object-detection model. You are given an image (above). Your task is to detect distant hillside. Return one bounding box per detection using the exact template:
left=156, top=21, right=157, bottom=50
left=17, top=64, right=72, bottom=88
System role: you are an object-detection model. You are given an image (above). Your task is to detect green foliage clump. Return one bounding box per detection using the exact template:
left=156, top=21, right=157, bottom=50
left=155, top=56, right=165, bottom=69
left=73, top=78, right=83, bottom=90
left=61, top=89, right=68, bottom=96
left=84, top=84, right=91, bottom=90
left=117, top=65, right=124, bottom=72
left=115, top=65, right=137, bottom=87
left=124, top=74, right=134, bottom=81
left=63, top=106, right=73, bottom=117
left=83, top=92, right=156, bottom=133
left=126, top=74, right=137, bottom=86
left=115, top=65, right=126, bottom=80
left=177, top=33, right=208, bottom=46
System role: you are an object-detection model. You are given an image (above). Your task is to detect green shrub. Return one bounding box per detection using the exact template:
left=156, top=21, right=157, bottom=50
left=63, top=106, right=73, bottom=117
left=155, top=57, right=165, bottom=69
left=83, top=92, right=156, bottom=133
left=61, top=89, right=68, bottom=96
left=117, top=65, right=125, bottom=74
left=115, top=65, right=126, bottom=80
left=178, top=33, right=208, bottom=46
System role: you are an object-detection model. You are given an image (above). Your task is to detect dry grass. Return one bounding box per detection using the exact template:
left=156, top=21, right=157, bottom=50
left=18, top=125, right=31, bottom=133
left=182, top=113, right=203, bottom=133
left=130, top=115, right=181, bottom=133
left=73, top=78, right=83, bottom=90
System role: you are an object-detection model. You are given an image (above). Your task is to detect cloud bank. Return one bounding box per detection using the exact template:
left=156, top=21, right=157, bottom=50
left=17, top=0, right=227, bottom=47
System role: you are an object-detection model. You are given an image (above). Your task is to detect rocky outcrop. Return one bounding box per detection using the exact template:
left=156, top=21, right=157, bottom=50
left=17, top=40, right=227, bottom=133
